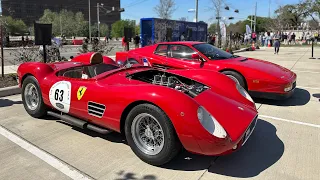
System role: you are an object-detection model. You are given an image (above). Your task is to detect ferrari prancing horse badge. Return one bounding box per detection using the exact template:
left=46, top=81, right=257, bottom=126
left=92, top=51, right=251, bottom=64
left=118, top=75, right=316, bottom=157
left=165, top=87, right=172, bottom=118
left=77, top=86, right=87, bottom=100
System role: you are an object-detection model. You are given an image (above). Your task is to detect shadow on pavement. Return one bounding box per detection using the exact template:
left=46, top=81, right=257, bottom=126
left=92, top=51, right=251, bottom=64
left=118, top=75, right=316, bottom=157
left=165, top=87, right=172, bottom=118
left=254, top=88, right=310, bottom=106
left=56, top=121, right=126, bottom=144
left=0, top=99, right=22, bottom=108
left=115, top=171, right=157, bottom=180
left=312, top=93, right=320, bottom=101
left=208, top=119, right=284, bottom=178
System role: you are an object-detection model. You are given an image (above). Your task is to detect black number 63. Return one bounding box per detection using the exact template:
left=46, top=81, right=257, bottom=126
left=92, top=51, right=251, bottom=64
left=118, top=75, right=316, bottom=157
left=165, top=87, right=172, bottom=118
left=54, top=89, right=64, bottom=102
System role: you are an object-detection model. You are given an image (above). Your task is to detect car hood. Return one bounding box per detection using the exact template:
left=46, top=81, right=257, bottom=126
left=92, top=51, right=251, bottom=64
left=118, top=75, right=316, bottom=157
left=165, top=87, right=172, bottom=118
left=195, top=89, right=258, bottom=141
left=224, top=57, right=294, bottom=81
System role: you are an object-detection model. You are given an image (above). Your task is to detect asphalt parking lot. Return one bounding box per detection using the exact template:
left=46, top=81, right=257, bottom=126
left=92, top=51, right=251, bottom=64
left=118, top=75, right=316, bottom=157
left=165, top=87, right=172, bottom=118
left=0, top=46, right=319, bottom=180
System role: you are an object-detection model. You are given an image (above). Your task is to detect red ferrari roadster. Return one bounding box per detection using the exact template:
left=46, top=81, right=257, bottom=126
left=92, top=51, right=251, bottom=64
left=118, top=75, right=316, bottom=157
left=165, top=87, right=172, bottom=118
left=18, top=52, right=258, bottom=166
left=116, top=41, right=297, bottom=100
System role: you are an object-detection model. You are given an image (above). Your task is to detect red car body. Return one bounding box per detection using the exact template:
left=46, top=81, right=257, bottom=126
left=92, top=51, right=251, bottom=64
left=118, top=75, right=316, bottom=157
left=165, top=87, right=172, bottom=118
left=116, top=41, right=297, bottom=100
left=17, top=52, right=258, bottom=161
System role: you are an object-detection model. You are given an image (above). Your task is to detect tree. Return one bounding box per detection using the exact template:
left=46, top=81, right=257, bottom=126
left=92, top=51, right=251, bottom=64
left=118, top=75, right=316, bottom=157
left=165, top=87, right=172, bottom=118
left=154, top=0, right=177, bottom=19
left=1, top=16, right=28, bottom=35
left=274, top=4, right=309, bottom=29
left=135, top=24, right=140, bottom=35
left=39, top=9, right=90, bottom=37
left=111, top=19, right=135, bottom=38
left=209, top=0, right=222, bottom=47
left=208, top=23, right=217, bottom=34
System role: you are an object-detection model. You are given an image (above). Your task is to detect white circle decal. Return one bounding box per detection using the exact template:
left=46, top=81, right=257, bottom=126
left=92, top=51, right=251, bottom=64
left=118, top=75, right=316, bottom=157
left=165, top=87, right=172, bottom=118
left=49, top=81, right=72, bottom=113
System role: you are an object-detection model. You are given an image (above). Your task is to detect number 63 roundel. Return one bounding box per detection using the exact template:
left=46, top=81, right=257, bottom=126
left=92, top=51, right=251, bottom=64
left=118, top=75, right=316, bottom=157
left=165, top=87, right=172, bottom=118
left=49, top=81, right=72, bottom=113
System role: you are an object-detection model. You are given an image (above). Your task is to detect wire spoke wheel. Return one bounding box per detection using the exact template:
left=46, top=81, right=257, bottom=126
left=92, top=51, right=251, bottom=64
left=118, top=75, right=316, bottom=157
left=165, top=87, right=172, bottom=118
left=131, top=113, right=165, bottom=156
left=24, top=83, right=39, bottom=111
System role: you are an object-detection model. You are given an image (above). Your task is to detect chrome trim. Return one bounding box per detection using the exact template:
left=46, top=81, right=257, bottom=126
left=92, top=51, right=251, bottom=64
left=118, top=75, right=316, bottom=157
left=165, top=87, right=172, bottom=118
left=242, top=115, right=258, bottom=146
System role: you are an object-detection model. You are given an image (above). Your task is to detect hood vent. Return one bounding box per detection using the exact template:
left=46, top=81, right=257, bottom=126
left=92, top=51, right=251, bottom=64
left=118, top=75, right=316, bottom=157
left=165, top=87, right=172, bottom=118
left=88, top=101, right=106, bottom=118
left=239, top=58, right=248, bottom=62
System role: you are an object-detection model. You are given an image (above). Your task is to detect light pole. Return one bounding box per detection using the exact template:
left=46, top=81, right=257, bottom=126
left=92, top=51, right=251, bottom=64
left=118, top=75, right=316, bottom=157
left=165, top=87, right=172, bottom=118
left=97, top=3, right=100, bottom=40
left=88, top=0, right=91, bottom=41
left=195, top=0, right=199, bottom=22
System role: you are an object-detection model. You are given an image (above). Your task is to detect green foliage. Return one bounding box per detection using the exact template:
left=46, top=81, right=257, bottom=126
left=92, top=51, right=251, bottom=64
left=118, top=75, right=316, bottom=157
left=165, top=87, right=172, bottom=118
left=39, top=9, right=108, bottom=37
left=135, top=24, right=140, bottom=35
left=111, top=19, right=136, bottom=38
left=208, top=23, right=217, bottom=34
left=1, top=16, right=28, bottom=35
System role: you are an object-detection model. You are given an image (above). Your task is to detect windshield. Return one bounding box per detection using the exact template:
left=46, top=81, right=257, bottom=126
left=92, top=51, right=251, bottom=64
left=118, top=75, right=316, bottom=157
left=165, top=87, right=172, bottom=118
left=193, top=43, right=239, bottom=60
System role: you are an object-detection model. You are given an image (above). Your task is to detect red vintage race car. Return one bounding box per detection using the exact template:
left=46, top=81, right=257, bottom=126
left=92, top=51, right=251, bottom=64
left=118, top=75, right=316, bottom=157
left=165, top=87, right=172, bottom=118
left=116, top=41, right=297, bottom=100
left=18, top=52, right=258, bottom=166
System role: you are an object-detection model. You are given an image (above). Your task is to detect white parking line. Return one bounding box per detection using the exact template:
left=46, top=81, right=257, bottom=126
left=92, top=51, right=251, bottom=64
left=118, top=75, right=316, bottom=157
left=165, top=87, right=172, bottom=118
left=297, top=86, right=320, bottom=90
left=0, top=125, right=94, bottom=180
left=259, top=115, right=320, bottom=128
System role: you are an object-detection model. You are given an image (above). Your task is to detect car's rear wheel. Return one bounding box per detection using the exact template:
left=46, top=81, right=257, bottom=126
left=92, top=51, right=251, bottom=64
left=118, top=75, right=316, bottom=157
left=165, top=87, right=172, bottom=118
left=125, top=104, right=181, bottom=166
left=222, top=71, right=246, bottom=89
left=22, top=76, right=47, bottom=118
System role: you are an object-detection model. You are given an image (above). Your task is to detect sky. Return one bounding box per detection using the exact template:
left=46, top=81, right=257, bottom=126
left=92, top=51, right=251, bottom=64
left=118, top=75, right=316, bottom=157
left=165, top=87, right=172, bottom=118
left=120, top=0, right=301, bottom=25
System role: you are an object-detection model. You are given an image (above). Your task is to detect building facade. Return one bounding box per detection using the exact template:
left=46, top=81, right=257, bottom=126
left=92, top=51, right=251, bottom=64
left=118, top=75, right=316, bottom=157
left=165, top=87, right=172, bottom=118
left=1, top=0, right=120, bottom=27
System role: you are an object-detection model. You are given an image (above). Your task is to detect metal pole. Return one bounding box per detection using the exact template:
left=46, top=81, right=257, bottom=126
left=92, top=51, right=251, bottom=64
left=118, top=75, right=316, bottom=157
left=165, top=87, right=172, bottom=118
left=254, top=2, right=257, bottom=32
left=1, top=24, right=4, bottom=77
left=250, top=15, right=253, bottom=32
left=195, top=0, right=199, bottom=22
left=268, top=0, right=271, bottom=18
left=43, top=45, right=47, bottom=63
left=97, top=3, right=100, bottom=40
left=88, top=0, right=91, bottom=41
left=310, top=40, right=316, bottom=59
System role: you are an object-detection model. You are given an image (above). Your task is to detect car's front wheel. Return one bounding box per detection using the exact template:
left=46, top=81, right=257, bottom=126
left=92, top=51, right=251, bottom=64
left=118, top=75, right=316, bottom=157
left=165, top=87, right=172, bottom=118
left=222, top=71, right=246, bottom=89
left=22, top=76, right=47, bottom=118
left=125, top=104, right=181, bottom=166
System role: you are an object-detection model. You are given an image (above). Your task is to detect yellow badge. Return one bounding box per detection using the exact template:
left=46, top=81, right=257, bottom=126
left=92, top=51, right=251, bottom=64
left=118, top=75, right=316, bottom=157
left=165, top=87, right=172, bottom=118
left=77, top=86, right=87, bottom=100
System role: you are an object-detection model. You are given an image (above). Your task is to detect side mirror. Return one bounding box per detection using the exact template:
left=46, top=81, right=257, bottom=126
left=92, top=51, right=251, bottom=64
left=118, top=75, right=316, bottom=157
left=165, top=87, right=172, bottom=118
left=192, top=53, right=206, bottom=62
left=191, top=53, right=200, bottom=60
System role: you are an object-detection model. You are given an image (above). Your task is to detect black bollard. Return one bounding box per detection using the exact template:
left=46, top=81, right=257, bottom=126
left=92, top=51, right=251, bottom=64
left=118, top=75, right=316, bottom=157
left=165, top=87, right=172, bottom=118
left=309, top=40, right=316, bottom=59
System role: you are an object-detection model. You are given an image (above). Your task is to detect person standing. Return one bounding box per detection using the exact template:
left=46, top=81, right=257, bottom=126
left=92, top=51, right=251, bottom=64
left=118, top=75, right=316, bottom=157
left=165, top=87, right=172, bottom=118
left=134, top=34, right=140, bottom=49
left=274, top=32, right=281, bottom=54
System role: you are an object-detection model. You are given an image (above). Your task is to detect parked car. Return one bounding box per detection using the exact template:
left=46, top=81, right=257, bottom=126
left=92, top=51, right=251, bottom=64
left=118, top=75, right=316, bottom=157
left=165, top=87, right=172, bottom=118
left=18, top=52, right=258, bottom=166
left=116, top=41, right=297, bottom=100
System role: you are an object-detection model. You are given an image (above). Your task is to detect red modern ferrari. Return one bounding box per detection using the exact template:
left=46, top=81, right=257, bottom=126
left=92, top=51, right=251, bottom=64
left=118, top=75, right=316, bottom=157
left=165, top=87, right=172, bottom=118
left=116, top=41, right=297, bottom=100
left=18, top=52, right=258, bottom=166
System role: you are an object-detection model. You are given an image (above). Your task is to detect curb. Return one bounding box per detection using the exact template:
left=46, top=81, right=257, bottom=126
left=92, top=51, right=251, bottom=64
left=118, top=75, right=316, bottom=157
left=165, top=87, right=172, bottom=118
left=233, top=48, right=248, bottom=53
left=0, top=86, right=21, bottom=98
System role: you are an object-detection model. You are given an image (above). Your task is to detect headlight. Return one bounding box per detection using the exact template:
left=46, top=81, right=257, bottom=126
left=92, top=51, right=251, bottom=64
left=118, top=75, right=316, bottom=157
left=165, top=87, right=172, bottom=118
left=236, top=84, right=254, bottom=103
left=284, top=83, right=293, bottom=92
left=197, top=106, right=227, bottom=138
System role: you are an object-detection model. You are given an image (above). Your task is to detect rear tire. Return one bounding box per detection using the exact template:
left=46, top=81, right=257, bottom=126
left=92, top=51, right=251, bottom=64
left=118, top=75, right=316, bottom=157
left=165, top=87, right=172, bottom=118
left=125, top=104, right=181, bottom=166
left=22, top=76, right=47, bottom=118
left=222, top=71, right=246, bottom=89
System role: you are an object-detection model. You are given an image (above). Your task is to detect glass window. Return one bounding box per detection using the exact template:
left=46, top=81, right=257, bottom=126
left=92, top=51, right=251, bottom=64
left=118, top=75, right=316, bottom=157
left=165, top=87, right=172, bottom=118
left=154, top=45, right=168, bottom=56
left=168, top=45, right=196, bottom=60
left=193, top=43, right=237, bottom=60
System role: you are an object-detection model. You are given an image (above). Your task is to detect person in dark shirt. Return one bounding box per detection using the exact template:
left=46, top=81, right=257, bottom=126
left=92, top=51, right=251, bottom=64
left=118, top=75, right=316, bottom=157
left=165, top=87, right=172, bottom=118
left=134, top=34, right=140, bottom=49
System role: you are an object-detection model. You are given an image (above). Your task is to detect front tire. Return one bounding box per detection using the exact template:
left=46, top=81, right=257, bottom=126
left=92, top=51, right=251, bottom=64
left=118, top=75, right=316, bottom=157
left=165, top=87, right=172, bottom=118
left=125, top=104, right=181, bottom=166
left=22, top=76, right=47, bottom=118
left=222, top=71, right=246, bottom=89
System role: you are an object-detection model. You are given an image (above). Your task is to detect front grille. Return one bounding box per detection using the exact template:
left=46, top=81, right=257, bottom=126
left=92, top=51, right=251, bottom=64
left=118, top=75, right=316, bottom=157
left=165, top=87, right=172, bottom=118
left=88, top=101, right=106, bottom=118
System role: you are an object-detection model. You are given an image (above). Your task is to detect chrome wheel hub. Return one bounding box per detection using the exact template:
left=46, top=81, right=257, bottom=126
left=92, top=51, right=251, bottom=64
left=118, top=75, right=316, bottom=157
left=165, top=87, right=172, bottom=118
left=24, top=83, right=39, bottom=111
left=131, top=113, right=164, bottom=156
